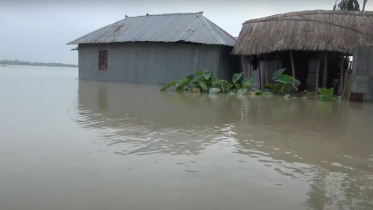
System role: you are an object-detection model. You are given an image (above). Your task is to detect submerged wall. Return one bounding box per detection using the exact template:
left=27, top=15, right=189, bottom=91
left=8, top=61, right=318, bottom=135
left=351, top=46, right=373, bottom=102
left=78, top=42, right=237, bottom=84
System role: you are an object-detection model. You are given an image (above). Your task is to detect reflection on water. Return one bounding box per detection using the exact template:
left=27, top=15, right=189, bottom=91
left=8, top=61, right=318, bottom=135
left=0, top=66, right=373, bottom=210
left=76, top=81, right=373, bottom=210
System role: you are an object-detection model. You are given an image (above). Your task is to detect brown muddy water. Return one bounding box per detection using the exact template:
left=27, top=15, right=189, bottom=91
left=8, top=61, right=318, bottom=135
left=1, top=66, right=373, bottom=210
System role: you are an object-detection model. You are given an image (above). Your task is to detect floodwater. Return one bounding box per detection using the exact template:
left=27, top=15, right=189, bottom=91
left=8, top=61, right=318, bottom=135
left=1, top=66, right=373, bottom=210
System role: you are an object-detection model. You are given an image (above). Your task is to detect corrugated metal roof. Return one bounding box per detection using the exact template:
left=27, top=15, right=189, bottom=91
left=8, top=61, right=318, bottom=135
left=67, top=13, right=236, bottom=46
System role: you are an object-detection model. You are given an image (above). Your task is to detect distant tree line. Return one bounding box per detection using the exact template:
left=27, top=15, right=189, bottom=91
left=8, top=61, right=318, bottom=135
left=0, top=59, right=78, bottom=68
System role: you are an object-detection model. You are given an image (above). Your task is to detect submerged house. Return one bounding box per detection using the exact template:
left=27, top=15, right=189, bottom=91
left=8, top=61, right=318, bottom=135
left=68, top=12, right=238, bottom=84
left=233, top=10, right=373, bottom=93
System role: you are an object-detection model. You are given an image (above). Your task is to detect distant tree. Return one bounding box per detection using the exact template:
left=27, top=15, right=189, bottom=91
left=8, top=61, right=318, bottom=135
left=333, top=0, right=361, bottom=11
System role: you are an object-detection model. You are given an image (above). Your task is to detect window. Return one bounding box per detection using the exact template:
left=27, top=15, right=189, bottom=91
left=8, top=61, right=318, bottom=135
left=98, top=50, right=108, bottom=70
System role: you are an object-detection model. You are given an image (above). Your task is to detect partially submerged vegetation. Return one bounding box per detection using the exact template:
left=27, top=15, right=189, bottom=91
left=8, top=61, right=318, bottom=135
left=161, top=69, right=338, bottom=102
left=265, top=69, right=300, bottom=95
left=160, top=70, right=256, bottom=95
left=318, top=88, right=338, bottom=102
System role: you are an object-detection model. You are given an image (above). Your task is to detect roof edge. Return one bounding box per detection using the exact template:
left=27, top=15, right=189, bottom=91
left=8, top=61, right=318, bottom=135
left=244, top=9, right=373, bottom=25
left=199, top=14, right=236, bottom=46
left=125, top=12, right=203, bottom=19
left=196, top=14, right=225, bottom=45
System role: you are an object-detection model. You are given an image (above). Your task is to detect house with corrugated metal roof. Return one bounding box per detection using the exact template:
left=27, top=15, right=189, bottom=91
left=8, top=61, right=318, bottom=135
left=68, top=12, right=238, bottom=84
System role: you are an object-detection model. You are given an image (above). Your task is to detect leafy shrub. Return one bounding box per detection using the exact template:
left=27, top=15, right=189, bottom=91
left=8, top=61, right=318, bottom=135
left=318, top=88, right=336, bottom=102
left=263, top=83, right=273, bottom=90
left=270, top=69, right=300, bottom=95
left=160, top=70, right=255, bottom=95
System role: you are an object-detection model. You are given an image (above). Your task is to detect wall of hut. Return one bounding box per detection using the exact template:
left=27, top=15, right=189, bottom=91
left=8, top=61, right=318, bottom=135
left=351, top=46, right=373, bottom=101
left=78, top=42, right=238, bottom=85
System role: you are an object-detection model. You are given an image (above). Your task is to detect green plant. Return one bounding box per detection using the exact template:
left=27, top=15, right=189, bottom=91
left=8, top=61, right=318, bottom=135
left=263, top=83, right=273, bottom=90
left=249, top=88, right=262, bottom=96
left=301, top=90, right=313, bottom=97
left=160, top=70, right=255, bottom=95
left=160, top=81, right=176, bottom=92
left=242, top=78, right=254, bottom=89
left=270, top=69, right=300, bottom=95
left=262, top=91, right=273, bottom=97
left=318, top=88, right=336, bottom=102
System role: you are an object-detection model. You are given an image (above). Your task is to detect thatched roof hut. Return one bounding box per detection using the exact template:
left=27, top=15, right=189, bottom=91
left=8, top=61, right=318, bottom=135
left=233, top=10, right=373, bottom=55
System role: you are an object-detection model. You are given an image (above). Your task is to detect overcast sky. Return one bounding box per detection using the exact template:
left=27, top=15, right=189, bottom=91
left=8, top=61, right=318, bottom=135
left=1, top=0, right=372, bottom=64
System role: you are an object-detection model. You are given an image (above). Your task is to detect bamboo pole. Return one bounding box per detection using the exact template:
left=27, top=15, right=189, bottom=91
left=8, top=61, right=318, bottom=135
left=323, top=53, right=328, bottom=88
left=264, top=54, right=269, bottom=84
left=315, top=56, right=321, bottom=100
left=338, top=56, right=345, bottom=95
left=290, top=51, right=296, bottom=79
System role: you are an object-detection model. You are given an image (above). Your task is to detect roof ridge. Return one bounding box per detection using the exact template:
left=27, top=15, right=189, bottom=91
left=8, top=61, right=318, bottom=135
left=127, top=12, right=201, bottom=18
left=196, top=14, right=225, bottom=45
left=245, top=10, right=373, bottom=24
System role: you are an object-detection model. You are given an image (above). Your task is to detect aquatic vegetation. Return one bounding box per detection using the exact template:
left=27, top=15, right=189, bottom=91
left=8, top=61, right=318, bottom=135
left=160, top=70, right=255, bottom=95
left=270, top=69, right=301, bottom=95
left=161, top=69, right=334, bottom=102
left=263, top=83, right=273, bottom=90
left=262, top=91, right=274, bottom=97
left=249, top=88, right=262, bottom=96
left=301, top=90, right=313, bottom=96
left=318, top=88, right=337, bottom=102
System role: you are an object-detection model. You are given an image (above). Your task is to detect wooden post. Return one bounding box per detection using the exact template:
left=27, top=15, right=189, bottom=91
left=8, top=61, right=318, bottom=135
left=338, top=56, right=345, bottom=95
left=258, top=59, right=262, bottom=90
left=277, top=54, right=280, bottom=70
left=264, top=54, right=269, bottom=84
left=343, top=65, right=351, bottom=100
left=242, top=56, right=247, bottom=78
left=323, top=53, right=328, bottom=88
left=342, top=60, right=350, bottom=99
left=248, top=56, right=252, bottom=78
left=241, top=56, right=244, bottom=77
left=315, top=55, right=321, bottom=100
left=290, top=51, right=296, bottom=79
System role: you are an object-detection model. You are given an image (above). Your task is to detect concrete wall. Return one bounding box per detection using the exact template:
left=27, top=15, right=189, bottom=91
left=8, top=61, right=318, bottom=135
left=352, top=46, right=373, bottom=101
left=78, top=42, right=236, bottom=84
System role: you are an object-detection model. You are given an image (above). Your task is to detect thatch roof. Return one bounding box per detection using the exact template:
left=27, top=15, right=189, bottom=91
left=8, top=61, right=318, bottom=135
left=232, top=10, right=373, bottom=55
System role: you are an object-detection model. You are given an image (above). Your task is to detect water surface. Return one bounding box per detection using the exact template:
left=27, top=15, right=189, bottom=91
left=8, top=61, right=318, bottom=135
left=1, top=66, right=373, bottom=210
